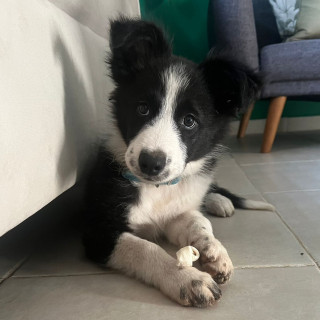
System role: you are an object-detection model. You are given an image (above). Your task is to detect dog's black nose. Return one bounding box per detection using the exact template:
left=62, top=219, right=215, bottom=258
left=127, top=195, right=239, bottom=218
left=138, top=150, right=166, bottom=176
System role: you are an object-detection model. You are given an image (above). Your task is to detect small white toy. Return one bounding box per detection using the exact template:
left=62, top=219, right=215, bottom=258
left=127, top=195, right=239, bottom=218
left=176, top=246, right=200, bottom=268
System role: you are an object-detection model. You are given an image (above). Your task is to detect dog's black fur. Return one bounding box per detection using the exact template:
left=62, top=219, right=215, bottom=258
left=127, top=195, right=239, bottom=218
left=83, top=150, right=136, bottom=264
left=83, top=17, right=260, bottom=286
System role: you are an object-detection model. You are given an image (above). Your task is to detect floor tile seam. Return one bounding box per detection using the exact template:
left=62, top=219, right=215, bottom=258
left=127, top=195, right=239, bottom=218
left=263, top=189, right=320, bottom=195
left=233, top=192, right=261, bottom=197
left=0, top=256, right=29, bottom=286
left=239, top=159, right=320, bottom=167
left=234, top=264, right=315, bottom=270
left=219, top=157, right=319, bottom=269
left=217, top=157, right=260, bottom=194
left=261, top=194, right=320, bottom=268
left=6, top=266, right=316, bottom=282
left=230, top=160, right=262, bottom=194
left=5, top=266, right=317, bottom=281
left=11, top=271, right=118, bottom=279
left=218, top=164, right=239, bottom=168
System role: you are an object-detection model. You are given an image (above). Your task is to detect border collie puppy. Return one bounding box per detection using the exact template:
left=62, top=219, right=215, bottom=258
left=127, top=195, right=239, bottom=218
left=83, top=18, right=273, bottom=308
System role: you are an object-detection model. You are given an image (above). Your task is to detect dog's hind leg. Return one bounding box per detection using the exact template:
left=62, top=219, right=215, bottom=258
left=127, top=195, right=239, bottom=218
left=204, top=185, right=275, bottom=217
left=107, top=232, right=222, bottom=307
left=204, top=193, right=235, bottom=218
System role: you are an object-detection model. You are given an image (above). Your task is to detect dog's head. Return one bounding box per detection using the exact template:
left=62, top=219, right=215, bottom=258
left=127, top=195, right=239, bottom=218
left=108, top=17, right=259, bottom=184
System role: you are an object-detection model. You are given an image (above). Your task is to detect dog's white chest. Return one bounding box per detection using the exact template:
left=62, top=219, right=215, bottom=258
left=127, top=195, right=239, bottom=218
left=128, top=175, right=212, bottom=238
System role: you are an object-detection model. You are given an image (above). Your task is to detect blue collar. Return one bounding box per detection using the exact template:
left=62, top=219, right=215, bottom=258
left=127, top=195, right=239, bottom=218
left=122, top=170, right=181, bottom=187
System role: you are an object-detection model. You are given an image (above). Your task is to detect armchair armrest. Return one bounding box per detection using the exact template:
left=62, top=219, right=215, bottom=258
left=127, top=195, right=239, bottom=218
left=208, top=0, right=259, bottom=72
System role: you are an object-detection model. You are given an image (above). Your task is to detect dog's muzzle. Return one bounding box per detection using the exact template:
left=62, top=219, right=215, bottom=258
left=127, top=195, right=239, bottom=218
left=138, top=149, right=166, bottom=176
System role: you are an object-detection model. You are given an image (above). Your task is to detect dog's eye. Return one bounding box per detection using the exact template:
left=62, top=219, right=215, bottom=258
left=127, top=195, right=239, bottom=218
left=137, top=104, right=149, bottom=116
left=183, top=114, right=197, bottom=129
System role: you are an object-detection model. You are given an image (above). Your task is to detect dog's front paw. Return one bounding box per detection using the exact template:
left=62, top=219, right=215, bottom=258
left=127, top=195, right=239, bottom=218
left=193, top=236, right=234, bottom=284
left=162, top=266, right=221, bottom=308
left=204, top=193, right=234, bottom=217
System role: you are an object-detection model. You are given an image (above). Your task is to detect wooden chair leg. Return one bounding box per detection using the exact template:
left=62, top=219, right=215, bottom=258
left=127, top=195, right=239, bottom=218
left=261, top=96, right=287, bottom=153
left=237, top=102, right=255, bottom=138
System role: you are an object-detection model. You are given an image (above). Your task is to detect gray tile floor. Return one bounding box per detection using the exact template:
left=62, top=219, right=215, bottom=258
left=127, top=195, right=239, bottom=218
left=1, top=131, right=320, bottom=319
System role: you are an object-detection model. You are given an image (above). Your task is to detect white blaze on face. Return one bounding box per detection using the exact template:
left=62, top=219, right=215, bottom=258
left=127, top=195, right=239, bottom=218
left=125, top=64, right=190, bottom=182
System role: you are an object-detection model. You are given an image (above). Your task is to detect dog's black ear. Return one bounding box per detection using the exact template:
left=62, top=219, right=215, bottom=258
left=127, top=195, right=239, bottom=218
left=109, top=17, right=171, bottom=83
left=198, top=55, right=261, bottom=117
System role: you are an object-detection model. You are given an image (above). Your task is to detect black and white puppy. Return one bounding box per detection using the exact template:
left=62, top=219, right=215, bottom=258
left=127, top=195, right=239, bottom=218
left=83, top=18, right=274, bottom=308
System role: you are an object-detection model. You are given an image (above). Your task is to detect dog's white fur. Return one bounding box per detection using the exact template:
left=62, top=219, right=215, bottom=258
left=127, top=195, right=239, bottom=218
left=162, top=64, right=190, bottom=113
left=108, top=232, right=220, bottom=306
left=125, top=64, right=189, bottom=183
left=128, top=170, right=213, bottom=239
left=107, top=178, right=233, bottom=306
left=105, top=66, right=234, bottom=307
left=205, top=193, right=235, bottom=217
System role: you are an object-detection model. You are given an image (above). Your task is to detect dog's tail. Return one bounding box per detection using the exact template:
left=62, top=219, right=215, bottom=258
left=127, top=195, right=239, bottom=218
left=213, top=186, right=275, bottom=211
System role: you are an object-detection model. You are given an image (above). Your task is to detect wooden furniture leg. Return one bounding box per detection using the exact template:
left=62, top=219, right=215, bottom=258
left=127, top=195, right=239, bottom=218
left=237, top=102, right=255, bottom=138
left=261, top=96, right=287, bottom=153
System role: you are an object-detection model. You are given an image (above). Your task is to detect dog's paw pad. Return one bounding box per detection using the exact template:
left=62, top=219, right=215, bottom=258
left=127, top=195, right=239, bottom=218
left=166, top=268, right=222, bottom=308
left=186, top=278, right=221, bottom=307
left=197, top=238, right=234, bottom=284
left=213, top=272, right=232, bottom=285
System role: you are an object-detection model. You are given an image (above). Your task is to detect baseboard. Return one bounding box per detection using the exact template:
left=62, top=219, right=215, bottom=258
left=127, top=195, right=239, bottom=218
left=229, top=116, right=320, bottom=136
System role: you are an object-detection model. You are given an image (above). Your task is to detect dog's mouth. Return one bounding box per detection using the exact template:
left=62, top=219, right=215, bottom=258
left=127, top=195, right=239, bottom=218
left=123, top=167, right=181, bottom=186
left=128, top=169, right=170, bottom=184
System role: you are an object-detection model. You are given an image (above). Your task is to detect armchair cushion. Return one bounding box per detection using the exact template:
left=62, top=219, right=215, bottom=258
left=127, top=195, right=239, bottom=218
left=261, top=39, right=320, bottom=82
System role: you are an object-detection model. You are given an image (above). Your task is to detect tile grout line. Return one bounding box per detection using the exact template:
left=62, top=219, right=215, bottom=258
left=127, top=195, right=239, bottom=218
left=220, top=155, right=260, bottom=195
left=234, top=264, right=314, bottom=270
left=239, top=159, right=320, bottom=167
left=3, top=266, right=316, bottom=281
left=10, top=271, right=119, bottom=280
left=271, top=208, right=320, bottom=270
left=259, top=191, right=320, bottom=271
left=0, top=256, right=29, bottom=286
left=231, top=155, right=320, bottom=271
left=263, top=189, right=320, bottom=195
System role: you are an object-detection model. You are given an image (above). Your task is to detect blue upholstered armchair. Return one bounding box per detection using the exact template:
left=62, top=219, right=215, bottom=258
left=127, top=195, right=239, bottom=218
left=208, top=0, right=320, bottom=152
